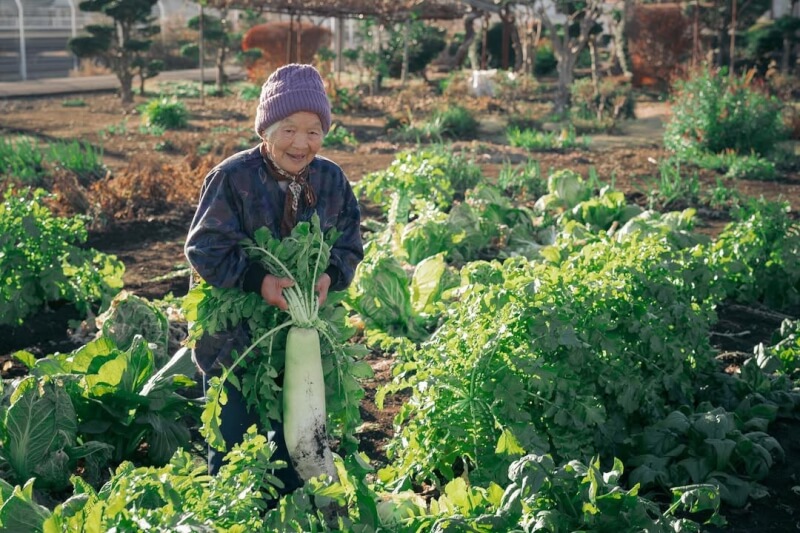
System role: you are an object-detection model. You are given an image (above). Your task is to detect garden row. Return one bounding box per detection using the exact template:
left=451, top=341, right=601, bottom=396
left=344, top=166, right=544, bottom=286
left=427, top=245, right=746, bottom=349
left=0, top=136, right=798, bottom=530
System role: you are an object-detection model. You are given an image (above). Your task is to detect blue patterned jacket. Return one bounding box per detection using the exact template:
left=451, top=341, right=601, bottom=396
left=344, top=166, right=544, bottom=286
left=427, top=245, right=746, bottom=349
left=185, top=145, right=363, bottom=373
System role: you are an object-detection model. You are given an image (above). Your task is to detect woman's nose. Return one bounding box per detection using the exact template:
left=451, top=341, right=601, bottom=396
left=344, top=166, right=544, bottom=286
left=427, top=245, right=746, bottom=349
left=292, top=133, right=309, bottom=148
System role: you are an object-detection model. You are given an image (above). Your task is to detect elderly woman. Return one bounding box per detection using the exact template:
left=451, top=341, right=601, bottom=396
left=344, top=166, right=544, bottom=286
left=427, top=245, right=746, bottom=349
left=184, top=64, right=363, bottom=489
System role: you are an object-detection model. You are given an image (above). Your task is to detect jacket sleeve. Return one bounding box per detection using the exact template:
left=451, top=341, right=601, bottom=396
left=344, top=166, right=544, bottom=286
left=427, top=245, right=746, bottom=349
left=184, top=169, right=251, bottom=289
left=327, top=178, right=363, bottom=292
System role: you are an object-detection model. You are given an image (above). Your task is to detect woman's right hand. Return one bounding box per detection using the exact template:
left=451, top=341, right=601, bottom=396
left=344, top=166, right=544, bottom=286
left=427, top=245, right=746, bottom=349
left=260, top=274, right=294, bottom=310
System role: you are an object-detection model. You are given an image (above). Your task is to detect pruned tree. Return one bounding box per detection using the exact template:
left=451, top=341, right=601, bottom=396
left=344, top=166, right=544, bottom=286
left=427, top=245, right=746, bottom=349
left=535, top=0, right=604, bottom=114
left=68, top=0, right=159, bottom=104
left=182, top=10, right=239, bottom=92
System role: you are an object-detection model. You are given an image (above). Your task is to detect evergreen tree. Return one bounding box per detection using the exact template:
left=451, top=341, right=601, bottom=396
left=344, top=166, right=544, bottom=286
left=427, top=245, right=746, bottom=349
left=68, top=0, right=160, bottom=103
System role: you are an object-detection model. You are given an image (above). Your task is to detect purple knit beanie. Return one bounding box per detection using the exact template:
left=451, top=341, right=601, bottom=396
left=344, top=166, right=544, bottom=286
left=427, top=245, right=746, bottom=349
left=254, top=63, right=331, bottom=137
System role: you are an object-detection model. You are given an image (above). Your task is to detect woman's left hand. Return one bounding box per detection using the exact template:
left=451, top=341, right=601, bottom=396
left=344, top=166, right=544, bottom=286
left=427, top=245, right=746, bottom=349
left=315, top=273, right=331, bottom=307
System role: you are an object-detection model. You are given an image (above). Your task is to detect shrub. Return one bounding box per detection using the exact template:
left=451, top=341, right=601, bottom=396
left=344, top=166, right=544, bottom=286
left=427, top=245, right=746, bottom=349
left=430, top=105, right=478, bottom=139
left=664, top=66, right=786, bottom=157
left=570, top=78, right=636, bottom=133
left=396, top=105, right=479, bottom=142
left=534, top=42, right=557, bottom=76
left=140, top=97, right=189, bottom=130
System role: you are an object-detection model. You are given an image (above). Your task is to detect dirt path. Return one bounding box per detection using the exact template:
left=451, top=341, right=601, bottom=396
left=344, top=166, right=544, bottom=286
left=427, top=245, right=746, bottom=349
left=590, top=101, right=670, bottom=150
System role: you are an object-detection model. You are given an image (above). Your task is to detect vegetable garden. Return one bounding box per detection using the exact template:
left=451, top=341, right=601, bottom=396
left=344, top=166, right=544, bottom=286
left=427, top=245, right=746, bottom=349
left=1, top=56, right=800, bottom=532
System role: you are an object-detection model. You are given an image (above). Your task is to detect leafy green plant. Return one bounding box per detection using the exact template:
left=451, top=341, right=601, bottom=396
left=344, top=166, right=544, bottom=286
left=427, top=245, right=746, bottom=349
left=646, top=158, right=701, bottom=210
left=99, top=118, right=129, bottom=139
left=95, top=290, right=171, bottom=366
left=323, top=123, right=359, bottom=148
left=139, top=97, right=189, bottom=130
left=496, top=158, right=545, bottom=200
left=0, top=376, right=113, bottom=491
left=428, top=105, right=479, bottom=139
left=61, top=98, right=87, bottom=108
left=703, top=178, right=742, bottom=211
left=238, top=82, right=261, bottom=100
left=354, top=146, right=482, bottom=217
left=380, top=235, right=717, bottom=486
left=347, top=240, right=430, bottom=343
left=16, top=334, right=199, bottom=465
left=0, top=188, right=124, bottom=326
left=626, top=406, right=784, bottom=507
left=665, top=66, right=786, bottom=158
left=37, top=429, right=281, bottom=532
left=0, top=137, right=45, bottom=184
left=153, top=139, right=177, bottom=152
left=394, top=105, right=479, bottom=142
left=156, top=81, right=202, bottom=99
left=724, top=153, right=777, bottom=180
left=705, top=199, right=800, bottom=310
left=48, top=140, right=105, bottom=183
left=506, top=125, right=586, bottom=151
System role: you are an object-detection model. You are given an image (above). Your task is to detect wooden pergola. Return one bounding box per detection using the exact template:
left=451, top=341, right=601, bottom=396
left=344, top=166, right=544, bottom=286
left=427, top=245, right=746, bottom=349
left=198, top=0, right=470, bottom=82
left=202, top=0, right=467, bottom=22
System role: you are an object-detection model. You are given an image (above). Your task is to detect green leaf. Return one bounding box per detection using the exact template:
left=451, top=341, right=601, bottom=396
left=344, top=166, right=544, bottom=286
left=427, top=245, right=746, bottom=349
left=0, top=479, right=51, bottom=533
left=5, top=377, right=74, bottom=485
left=495, top=428, right=526, bottom=456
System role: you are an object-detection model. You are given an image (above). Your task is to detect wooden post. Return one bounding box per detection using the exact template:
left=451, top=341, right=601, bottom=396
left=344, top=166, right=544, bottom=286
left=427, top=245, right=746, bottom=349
left=729, top=0, right=737, bottom=78
left=401, top=18, right=410, bottom=85
left=200, top=4, right=205, bottom=104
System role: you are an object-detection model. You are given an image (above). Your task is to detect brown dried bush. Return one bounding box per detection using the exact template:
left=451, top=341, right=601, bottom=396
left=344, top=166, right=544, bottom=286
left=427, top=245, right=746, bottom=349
left=89, top=152, right=214, bottom=225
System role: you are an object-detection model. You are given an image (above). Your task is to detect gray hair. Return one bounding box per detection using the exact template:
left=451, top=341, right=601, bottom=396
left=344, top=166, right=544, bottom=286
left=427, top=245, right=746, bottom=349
left=260, top=121, right=280, bottom=142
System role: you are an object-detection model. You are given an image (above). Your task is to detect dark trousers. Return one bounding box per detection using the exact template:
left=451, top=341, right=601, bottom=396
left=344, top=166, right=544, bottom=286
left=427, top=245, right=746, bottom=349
left=203, top=374, right=303, bottom=494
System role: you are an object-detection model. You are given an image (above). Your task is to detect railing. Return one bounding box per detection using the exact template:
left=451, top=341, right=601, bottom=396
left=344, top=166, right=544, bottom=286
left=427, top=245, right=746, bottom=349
left=0, top=8, right=99, bottom=31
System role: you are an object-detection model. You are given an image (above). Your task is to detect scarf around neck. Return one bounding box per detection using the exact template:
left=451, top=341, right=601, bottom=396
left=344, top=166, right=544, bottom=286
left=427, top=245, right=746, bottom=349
left=261, top=142, right=317, bottom=237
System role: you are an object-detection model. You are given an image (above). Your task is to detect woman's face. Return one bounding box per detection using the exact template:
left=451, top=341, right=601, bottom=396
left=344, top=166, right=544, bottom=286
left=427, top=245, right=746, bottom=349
left=264, top=111, right=324, bottom=175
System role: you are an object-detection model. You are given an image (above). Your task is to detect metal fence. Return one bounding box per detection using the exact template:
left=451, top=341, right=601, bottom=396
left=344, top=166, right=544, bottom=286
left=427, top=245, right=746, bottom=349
left=0, top=0, right=196, bottom=81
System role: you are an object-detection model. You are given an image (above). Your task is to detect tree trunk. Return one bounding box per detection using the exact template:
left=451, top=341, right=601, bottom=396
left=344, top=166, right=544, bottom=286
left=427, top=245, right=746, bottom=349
left=401, top=18, right=410, bottom=85
left=589, top=34, right=600, bottom=93
left=452, top=12, right=480, bottom=69
left=781, top=34, right=791, bottom=74
left=119, top=69, right=134, bottom=103
left=216, top=47, right=227, bottom=92
left=729, top=0, right=737, bottom=78
left=555, top=54, right=576, bottom=114
left=505, top=11, right=523, bottom=71
left=609, top=1, right=632, bottom=78
left=117, top=21, right=134, bottom=104
left=216, top=8, right=229, bottom=92
left=539, top=0, right=600, bottom=115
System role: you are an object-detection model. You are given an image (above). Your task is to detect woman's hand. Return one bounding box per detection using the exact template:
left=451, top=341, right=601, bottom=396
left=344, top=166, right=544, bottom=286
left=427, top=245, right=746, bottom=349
left=315, top=273, right=331, bottom=307
left=260, top=274, right=294, bottom=310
